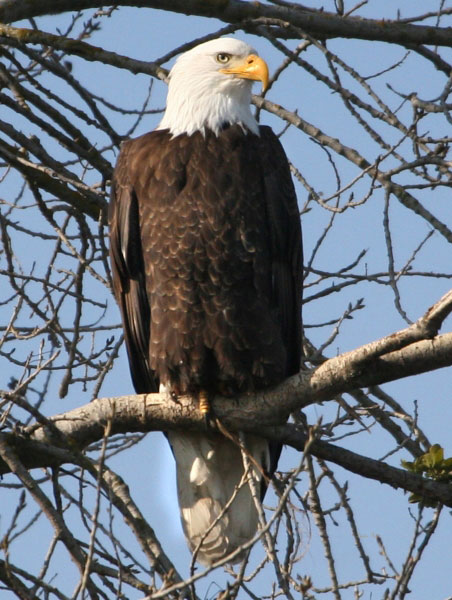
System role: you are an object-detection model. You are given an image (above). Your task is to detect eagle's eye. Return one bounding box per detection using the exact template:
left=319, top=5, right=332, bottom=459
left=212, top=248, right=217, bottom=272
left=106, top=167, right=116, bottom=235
left=216, top=53, right=231, bottom=64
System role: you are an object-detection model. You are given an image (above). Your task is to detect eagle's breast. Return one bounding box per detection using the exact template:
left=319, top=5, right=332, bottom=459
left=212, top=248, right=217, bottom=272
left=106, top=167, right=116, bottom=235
left=126, top=125, right=286, bottom=395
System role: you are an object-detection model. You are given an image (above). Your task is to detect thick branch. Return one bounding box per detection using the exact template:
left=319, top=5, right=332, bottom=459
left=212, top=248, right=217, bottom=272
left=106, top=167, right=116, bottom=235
left=3, top=281, right=447, bottom=460
left=1, top=323, right=451, bottom=512
left=1, top=1, right=452, bottom=48
left=0, top=330, right=445, bottom=463
left=2, top=289, right=451, bottom=459
left=1, top=331, right=451, bottom=505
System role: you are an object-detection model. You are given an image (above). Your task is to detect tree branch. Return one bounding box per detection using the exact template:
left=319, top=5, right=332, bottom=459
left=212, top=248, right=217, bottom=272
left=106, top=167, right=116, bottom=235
left=0, top=23, right=168, bottom=82
left=2, top=290, right=452, bottom=510
left=0, top=289, right=444, bottom=452
left=1, top=1, right=452, bottom=48
left=2, top=332, right=448, bottom=463
left=271, top=424, right=452, bottom=508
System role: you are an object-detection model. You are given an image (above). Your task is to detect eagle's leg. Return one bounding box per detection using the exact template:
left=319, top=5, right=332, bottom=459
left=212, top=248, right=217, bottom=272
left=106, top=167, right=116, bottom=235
left=198, top=389, right=211, bottom=428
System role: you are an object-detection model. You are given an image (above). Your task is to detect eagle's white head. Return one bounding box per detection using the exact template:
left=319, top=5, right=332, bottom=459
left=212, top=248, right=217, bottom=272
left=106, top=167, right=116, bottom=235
left=157, top=38, right=269, bottom=137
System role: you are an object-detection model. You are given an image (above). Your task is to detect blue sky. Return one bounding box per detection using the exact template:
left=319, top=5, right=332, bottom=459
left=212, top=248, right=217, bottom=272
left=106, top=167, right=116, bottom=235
left=1, top=3, right=452, bottom=598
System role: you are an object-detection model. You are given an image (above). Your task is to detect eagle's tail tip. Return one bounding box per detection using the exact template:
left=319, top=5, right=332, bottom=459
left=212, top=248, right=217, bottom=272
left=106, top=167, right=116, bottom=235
left=167, top=430, right=269, bottom=565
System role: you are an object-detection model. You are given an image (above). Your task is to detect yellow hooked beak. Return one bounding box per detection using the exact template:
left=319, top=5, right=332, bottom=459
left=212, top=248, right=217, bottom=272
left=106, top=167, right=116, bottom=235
left=220, top=54, right=269, bottom=92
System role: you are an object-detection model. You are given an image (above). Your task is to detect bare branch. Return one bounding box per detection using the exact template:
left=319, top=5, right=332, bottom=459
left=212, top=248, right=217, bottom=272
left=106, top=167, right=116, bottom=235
left=1, top=1, right=452, bottom=48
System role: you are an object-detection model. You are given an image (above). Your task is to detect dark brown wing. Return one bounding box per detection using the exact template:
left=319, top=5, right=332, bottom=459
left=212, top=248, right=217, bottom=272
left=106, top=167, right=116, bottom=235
left=258, top=125, right=303, bottom=481
left=109, top=126, right=303, bottom=402
left=109, top=140, right=158, bottom=393
left=259, top=125, right=303, bottom=378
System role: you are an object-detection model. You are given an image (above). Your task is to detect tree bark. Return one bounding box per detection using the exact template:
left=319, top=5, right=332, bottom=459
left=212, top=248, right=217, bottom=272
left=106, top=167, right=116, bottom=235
left=2, top=313, right=452, bottom=507
left=1, top=0, right=452, bottom=48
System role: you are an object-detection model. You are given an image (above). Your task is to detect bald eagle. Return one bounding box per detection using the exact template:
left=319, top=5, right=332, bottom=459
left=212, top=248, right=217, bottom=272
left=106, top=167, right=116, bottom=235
left=109, top=38, right=303, bottom=565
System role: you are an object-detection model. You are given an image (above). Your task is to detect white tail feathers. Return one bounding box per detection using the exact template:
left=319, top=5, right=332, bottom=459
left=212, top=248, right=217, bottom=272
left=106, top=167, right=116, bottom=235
left=167, top=430, right=269, bottom=565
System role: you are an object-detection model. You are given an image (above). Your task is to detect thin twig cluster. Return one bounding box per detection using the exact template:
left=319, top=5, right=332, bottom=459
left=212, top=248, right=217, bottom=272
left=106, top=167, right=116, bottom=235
left=0, top=4, right=451, bottom=599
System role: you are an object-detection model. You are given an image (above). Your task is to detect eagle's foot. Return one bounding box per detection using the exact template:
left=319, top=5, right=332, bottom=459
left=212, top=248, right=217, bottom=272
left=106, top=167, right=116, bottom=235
left=198, top=390, right=212, bottom=429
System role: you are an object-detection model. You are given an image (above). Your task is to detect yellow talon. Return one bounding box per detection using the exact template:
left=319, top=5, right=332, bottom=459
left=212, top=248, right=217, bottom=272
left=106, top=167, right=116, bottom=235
left=198, top=390, right=210, bottom=416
